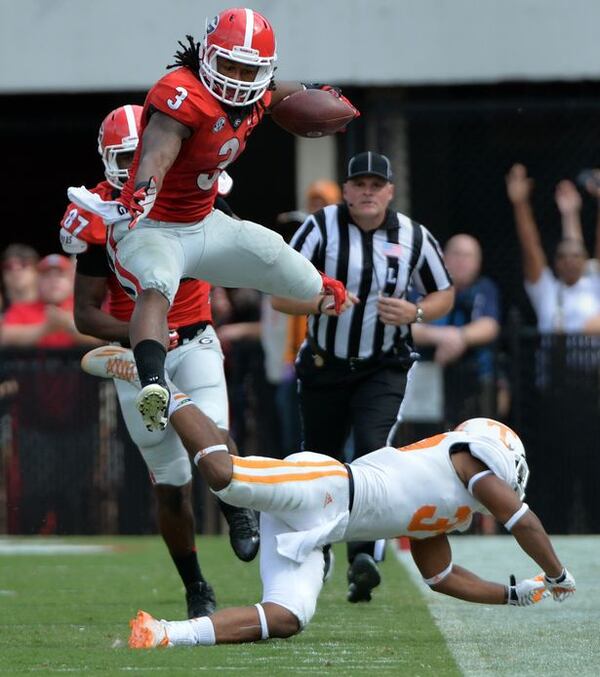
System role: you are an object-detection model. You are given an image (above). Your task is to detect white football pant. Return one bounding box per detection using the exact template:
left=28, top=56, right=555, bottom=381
left=115, top=325, right=227, bottom=486
left=107, top=209, right=322, bottom=304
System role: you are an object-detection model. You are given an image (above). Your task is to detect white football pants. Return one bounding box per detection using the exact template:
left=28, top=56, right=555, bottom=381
left=115, top=325, right=227, bottom=486
left=107, top=209, right=322, bottom=304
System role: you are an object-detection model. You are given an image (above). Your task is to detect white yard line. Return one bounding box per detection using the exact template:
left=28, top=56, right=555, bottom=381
left=0, top=538, right=113, bottom=555
left=393, top=535, right=600, bottom=677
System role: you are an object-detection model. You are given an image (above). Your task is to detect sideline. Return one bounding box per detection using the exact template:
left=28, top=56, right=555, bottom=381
left=392, top=535, right=597, bottom=677
left=0, top=538, right=114, bottom=555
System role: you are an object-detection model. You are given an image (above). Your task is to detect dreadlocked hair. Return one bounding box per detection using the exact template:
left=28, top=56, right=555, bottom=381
left=167, top=35, right=201, bottom=78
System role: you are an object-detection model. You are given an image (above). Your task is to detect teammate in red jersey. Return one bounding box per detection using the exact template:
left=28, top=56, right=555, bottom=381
left=61, top=104, right=259, bottom=618
left=67, top=7, right=357, bottom=432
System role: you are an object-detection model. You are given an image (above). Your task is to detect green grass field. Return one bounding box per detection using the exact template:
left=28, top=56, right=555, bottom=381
left=1, top=535, right=596, bottom=675
left=0, top=536, right=458, bottom=675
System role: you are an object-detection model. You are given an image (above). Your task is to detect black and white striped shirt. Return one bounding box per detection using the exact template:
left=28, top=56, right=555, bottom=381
left=290, top=203, right=452, bottom=360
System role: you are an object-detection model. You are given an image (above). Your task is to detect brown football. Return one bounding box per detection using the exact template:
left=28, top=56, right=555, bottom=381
left=270, top=89, right=356, bottom=138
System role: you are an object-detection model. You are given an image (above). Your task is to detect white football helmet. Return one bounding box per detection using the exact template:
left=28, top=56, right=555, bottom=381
left=455, top=418, right=530, bottom=500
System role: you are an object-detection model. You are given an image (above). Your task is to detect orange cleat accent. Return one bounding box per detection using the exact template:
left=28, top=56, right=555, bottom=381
left=128, top=610, right=169, bottom=649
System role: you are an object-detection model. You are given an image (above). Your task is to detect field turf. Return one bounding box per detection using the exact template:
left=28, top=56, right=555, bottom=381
left=0, top=536, right=458, bottom=675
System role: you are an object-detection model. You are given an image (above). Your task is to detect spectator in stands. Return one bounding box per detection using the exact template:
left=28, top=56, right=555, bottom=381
left=506, top=164, right=600, bottom=534
left=506, top=163, right=600, bottom=334
left=1, top=244, right=39, bottom=308
left=412, top=233, right=501, bottom=420
left=1, top=254, right=99, bottom=347
left=275, top=179, right=342, bottom=232
left=555, top=174, right=600, bottom=279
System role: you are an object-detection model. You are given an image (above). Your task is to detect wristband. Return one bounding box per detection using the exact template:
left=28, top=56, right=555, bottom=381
left=544, top=568, right=566, bottom=585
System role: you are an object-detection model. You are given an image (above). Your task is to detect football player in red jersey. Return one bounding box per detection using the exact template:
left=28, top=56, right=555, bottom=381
left=61, top=104, right=259, bottom=618
left=67, top=7, right=357, bottom=432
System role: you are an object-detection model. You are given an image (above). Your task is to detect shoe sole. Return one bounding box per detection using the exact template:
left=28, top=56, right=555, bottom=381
left=136, top=385, right=169, bottom=432
left=347, top=556, right=381, bottom=603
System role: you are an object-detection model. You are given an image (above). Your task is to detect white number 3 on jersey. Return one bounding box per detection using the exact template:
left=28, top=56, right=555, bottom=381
left=167, top=86, right=188, bottom=110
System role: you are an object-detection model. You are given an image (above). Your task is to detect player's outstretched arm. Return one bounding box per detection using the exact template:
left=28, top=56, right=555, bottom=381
left=411, top=535, right=505, bottom=604
left=473, top=472, right=576, bottom=602
left=411, top=534, right=548, bottom=606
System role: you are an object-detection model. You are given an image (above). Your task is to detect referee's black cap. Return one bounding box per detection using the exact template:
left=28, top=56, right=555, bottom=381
left=345, top=151, right=393, bottom=182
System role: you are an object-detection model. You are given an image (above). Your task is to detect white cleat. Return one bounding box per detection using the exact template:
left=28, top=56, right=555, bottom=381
left=128, top=610, right=171, bottom=649
left=81, top=346, right=140, bottom=386
left=136, top=383, right=170, bottom=432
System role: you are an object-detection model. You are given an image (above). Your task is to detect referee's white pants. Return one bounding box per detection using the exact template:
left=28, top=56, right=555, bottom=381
left=107, top=209, right=322, bottom=304
left=115, top=325, right=228, bottom=486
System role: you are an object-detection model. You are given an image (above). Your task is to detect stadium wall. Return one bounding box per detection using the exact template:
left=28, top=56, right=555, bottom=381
left=2, top=0, right=600, bottom=93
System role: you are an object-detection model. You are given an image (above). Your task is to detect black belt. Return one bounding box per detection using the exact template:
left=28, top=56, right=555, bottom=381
left=176, top=320, right=211, bottom=345
left=308, top=337, right=391, bottom=372
left=345, top=463, right=355, bottom=512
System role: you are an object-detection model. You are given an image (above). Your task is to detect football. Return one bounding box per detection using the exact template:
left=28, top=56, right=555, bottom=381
left=270, top=89, right=357, bottom=138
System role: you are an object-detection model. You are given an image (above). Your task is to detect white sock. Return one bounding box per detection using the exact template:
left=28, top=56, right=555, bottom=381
left=164, top=617, right=216, bottom=646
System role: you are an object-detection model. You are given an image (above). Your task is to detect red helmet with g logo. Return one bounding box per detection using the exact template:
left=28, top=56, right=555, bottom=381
left=97, top=104, right=143, bottom=189
left=199, top=7, right=277, bottom=107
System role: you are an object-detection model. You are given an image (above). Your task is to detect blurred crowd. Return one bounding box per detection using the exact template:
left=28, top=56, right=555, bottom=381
left=4, top=167, right=600, bottom=447
left=3, top=166, right=600, bottom=535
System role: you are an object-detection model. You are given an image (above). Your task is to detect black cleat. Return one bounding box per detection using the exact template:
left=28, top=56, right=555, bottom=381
left=219, top=501, right=260, bottom=562
left=347, top=553, right=381, bottom=603
left=185, top=581, right=216, bottom=618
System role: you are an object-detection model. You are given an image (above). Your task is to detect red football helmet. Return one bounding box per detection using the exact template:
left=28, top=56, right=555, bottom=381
left=97, top=104, right=143, bottom=189
left=199, top=7, right=277, bottom=107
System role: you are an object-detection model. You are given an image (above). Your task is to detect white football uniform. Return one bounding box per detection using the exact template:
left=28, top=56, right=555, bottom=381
left=117, top=325, right=227, bottom=486
left=213, top=431, right=516, bottom=627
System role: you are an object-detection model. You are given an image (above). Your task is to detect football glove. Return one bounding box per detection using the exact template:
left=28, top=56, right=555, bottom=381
left=128, top=176, right=158, bottom=229
left=303, top=84, right=361, bottom=123
left=506, top=574, right=549, bottom=606
left=320, top=272, right=347, bottom=313
left=544, top=568, right=576, bottom=602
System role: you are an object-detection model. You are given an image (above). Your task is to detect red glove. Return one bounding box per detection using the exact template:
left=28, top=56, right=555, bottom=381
left=320, top=85, right=361, bottom=122
left=168, top=329, right=180, bottom=351
left=128, top=176, right=158, bottom=229
left=320, top=272, right=347, bottom=314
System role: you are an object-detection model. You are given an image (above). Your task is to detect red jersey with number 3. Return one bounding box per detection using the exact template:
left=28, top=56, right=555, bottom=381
left=61, top=180, right=212, bottom=325
left=120, top=67, right=271, bottom=223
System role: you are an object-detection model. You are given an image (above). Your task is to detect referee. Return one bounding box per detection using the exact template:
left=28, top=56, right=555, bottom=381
left=272, top=151, right=454, bottom=603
